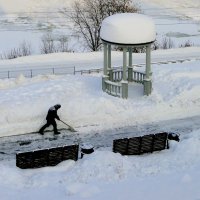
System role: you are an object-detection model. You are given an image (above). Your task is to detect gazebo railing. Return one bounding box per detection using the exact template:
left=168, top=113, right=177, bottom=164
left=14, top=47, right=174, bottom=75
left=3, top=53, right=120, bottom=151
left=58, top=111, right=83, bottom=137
left=105, top=80, right=121, bottom=97
left=111, top=70, right=123, bottom=82
left=131, top=70, right=145, bottom=84
left=111, top=69, right=145, bottom=84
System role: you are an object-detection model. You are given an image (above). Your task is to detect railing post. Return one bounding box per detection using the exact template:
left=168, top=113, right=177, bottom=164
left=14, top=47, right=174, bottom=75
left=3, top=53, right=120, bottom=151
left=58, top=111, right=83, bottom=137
left=108, top=68, right=113, bottom=81
left=122, top=81, right=128, bottom=99
left=122, top=47, right=128, bottom=99
left=145, top=44, right=152, bottom=79
left=103, top=43, right=108, bottom=76
left=74, top=66, right=76, bottom=75
left=108, top=44, right=111, bottom=70
left=102, top=43, right=109, bottom=92
left=128, top=47, right=133, bottom=82
left=8, top=71, right=9, bottom=79
left=144, top=44, right=152, bottom=95
left=123, top=48, right=127, bottom=81
left=30, top=69, right=32, bottom=78
left=128, top=67, right=133, bottom=82
left=128, top=47, right=132, bottom=68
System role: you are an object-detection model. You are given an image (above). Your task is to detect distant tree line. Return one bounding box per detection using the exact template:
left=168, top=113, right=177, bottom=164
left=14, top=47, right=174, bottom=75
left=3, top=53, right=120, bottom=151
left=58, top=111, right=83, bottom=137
left=40, top=34, right=70, bottom=54
left=0, top=41, right=32, bottom=60
left=0, top=35, right=194, bottom=60
left=0, top=33, right=71, bottom=60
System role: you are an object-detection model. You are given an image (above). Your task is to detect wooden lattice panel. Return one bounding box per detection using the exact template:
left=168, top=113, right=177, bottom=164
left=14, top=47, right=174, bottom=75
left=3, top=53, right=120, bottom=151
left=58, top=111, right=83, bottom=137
left=140, top=134, right=154, bottom=154
left=16, top=144, right=79, bottom=169
left=153, top=132, right=168, bottom=151
left=63, top=145, right=79, bottom=161
left=113, top=138, right=129, bottom=155
left=48, top=147, right=63, bottom=166
left=127, top=137, right=141, bottom=155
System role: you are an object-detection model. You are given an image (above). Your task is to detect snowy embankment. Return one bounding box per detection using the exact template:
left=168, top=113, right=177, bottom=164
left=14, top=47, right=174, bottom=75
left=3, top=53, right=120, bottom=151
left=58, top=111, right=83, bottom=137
left=0, top=47, right=200, bottom=137
left=0, top=47, right=200, bottom=71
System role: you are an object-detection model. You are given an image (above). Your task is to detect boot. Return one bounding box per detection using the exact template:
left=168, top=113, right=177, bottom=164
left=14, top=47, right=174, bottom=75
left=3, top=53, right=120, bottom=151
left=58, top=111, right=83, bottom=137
left=39, top=130, right=44, bottom=135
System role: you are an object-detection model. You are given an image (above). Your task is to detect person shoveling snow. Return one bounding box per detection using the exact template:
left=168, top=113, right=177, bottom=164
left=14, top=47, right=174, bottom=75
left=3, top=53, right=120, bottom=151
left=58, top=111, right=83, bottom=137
left=39, top=104, right=76, bottom=135
left=39, top=104, right=62, bottom=135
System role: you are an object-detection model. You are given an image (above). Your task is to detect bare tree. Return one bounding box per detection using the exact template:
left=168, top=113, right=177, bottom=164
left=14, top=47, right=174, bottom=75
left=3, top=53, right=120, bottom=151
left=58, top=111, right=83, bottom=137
left=68, top=0, right=140, bottom=51
left=40, top=33, right=71, bottom=54
left=161, top=37, right=174, bottom=49
left=20, top=41, right=32, bottom=56
left=2, top=48, right=22, bottom=59
left=0, top=41, right=32, bottom=60
left=179, top=40, right=194, bottom=48
left=58, top=35, right=70, bottom=52
left=152, top=40, right=160, bottom=50
left=40, top=33, right=57, bottom=54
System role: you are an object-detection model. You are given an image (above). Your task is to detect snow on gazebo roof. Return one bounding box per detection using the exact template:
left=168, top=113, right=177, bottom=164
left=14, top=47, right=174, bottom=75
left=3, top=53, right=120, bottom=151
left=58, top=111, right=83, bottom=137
left=100, top=13, right=156, bottom=45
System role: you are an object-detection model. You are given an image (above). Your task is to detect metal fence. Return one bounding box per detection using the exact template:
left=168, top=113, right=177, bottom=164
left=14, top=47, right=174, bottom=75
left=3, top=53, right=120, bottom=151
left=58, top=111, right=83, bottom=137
left=1, top=57, right=198, bottom=79
left=0, top=66, right=103, bottom=79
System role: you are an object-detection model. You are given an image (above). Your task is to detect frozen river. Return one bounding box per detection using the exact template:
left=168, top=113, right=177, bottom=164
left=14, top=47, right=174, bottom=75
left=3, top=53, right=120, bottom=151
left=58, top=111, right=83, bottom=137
left=0, top=1, right=200, bottom=55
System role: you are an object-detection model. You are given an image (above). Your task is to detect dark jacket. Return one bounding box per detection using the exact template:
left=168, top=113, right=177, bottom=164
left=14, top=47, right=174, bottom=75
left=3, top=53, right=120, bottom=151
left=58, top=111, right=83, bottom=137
left=46, top=105, right=60, bottom=121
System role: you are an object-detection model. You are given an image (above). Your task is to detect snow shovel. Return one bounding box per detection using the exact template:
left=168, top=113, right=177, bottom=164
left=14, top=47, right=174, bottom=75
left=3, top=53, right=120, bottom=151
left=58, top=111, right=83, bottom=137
left=59, top=119, right=76, bottom=132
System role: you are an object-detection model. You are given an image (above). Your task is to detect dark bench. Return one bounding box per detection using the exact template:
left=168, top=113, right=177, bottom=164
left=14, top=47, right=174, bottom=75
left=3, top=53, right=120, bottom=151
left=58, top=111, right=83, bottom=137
left=113, top=132, right=177, bottom=156
left=16, top=144, right=79, bottom=169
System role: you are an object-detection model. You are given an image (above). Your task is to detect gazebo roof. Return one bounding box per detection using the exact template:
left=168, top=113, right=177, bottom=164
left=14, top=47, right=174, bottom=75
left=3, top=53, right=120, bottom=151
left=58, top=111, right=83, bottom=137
left=100, top=13, right=156, bottom=45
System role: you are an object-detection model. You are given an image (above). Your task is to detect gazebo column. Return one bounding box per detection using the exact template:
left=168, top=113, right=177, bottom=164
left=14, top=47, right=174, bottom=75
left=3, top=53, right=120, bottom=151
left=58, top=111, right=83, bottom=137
left=128, top=47, right=133, bottom=82
left=144, top=44, right=152, bottom=95
left=122, top=47, right=128, bottom=99
left=107, top=44, right=113, bottom=81
left=102, top=43, right=109, bottom=92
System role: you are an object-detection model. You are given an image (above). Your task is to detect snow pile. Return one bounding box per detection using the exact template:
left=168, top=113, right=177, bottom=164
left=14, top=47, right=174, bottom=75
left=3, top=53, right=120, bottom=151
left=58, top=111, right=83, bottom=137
left=100, top=13, right=156, bottom=44
left=66, top=151, right=132, bottom=183
left=0, top=128, right=200, bottom=199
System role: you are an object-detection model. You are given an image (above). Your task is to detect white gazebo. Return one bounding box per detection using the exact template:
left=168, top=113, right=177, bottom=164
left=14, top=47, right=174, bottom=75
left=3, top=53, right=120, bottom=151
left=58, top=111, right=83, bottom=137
left=100, top=13, right=156, bottom=98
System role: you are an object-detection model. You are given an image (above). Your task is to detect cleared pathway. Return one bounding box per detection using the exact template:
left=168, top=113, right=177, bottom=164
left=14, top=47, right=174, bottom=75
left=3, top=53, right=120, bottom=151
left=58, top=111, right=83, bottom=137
left=0, top=115, right=199, bottom=161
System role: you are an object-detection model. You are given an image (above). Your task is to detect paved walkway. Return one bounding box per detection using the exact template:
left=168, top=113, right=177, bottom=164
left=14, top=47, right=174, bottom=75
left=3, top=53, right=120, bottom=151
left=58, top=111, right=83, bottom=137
left=0, top=115, right=199, bottom=161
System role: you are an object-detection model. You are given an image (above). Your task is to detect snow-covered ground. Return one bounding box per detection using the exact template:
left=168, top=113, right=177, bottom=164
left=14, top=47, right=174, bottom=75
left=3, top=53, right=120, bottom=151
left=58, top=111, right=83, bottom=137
left=1, top=131, right=200, bottom=200
left=0, top=47, right=200, bottom=72
left=0, top=1, right=200, bottom=199
left=0, top=47, right=200, bottom=137
left=0, top=47, right=200, bottom=199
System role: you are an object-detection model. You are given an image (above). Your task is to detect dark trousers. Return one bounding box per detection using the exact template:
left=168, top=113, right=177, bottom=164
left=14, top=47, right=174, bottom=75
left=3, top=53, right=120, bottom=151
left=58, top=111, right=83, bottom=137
left=39, top=119, right=58, bottom=133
